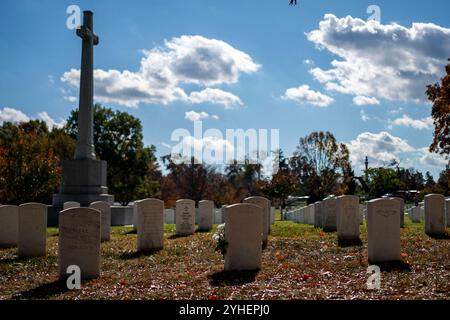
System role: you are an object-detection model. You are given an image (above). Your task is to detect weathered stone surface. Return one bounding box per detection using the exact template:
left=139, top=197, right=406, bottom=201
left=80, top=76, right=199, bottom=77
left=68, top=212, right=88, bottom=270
left=89, top=201, right=111, bottom=242
left=243, top=197, right=270, bottom=246
left=176, top=199, right=195, bottom=236
left=391, top=197, right=405, bottom=227
left=63, top=202, right=80, bottom=210
left=367, top=198, right=400, bottom=264
left=446, top=199, right=450, bottom=227
left=323, top=197, right=337, bottom=232
left=424, top=194, right=446, bottom=236
left=58, top=207, right=101, bottom=280
left=0, top=205, right=18, bottom=248
left=136, top=199, right=164, bottom=252
left=336, top=195, right=360, bottom=241
left=198, top=200, right=214, bottom=231
left=18, top=203, right=48, bottom=258
left=224, top=203, right=262, bottom=271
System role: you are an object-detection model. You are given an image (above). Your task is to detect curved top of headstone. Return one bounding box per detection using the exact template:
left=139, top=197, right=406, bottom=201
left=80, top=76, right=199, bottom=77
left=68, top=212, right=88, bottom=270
left=424, top=193, right=445, bottom=200
left=176, top=199, right=195, bottom=204
left=60, top=207, right=100, bottom=218
left=19, top=203, right=47, bottom=209
left=0, top=205, right=18, bottom=209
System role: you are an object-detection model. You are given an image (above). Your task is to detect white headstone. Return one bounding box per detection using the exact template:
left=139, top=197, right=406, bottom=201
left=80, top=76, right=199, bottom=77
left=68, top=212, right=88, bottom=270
left=165, top=208, right=175, bottom=224
left=63, top=201, right=80, bottom=210
left=270, top=207, right=275, bottom=225
left=446, top=199, right=450, bottom=227
left=198, top=200, right=214, bottom=231
left=18, top=203, right=47, bottom=258
left=136, top=199, right=164, bottom=252
left=336, top=195, right=360, bottom=241
left=225, top=203, right=262, bottom=271
left=243, top=197, right=270, bottom=246
left=313, top=202, right=322, bottom=228
left=0, top=205, right=18, bottom=248
left=424, top=194, right=446, bottom=236
left=367, top=198, right=400, bottom=263
left=410, top=206, right=421, bottom=223
left=323, top=197, right=337, bottom=232
left=391, top=197, right=405, bottom=227
left=89, top=201, right=111, bottom=242
left=176, top=199, right=195, bottom=236
left=58, top=207, right=101, bottom=280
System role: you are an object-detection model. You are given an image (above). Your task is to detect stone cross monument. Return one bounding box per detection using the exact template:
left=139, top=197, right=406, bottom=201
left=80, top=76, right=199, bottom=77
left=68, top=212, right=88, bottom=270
left=75, top=10, right=98, bottom=161
left=51, top=11, right=113, bottom=223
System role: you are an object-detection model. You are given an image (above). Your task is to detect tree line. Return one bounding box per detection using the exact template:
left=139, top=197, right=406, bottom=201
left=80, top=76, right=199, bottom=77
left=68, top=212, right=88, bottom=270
left=0, top=61, right=449, bottom=207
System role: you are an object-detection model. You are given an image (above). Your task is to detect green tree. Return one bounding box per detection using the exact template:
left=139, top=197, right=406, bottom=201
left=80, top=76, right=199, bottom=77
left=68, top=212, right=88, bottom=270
left=366, top=167, right=402, bottom=198
left=65, top=104, right=161, bottom=205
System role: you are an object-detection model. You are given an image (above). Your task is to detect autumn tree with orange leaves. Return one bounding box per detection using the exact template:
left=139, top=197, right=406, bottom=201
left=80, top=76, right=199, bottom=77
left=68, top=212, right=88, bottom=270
left=426, top=59, right=450, bottom=158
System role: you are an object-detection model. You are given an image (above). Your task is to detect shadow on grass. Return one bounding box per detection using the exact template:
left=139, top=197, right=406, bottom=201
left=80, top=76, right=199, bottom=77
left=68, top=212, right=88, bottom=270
left=0, top=256, right=37, bottom=265
left=168, top=234, right=192, bottom=239
left=13, top=279, right=70, bottom=300
left=338, top=238, right=363, bottom=247
left=427, top=233, right=450, bottom=240
left=195, top=228, right=212, bottom=233
left=122, top=229, right=137, bottom=235
left=208, top=269, right=259, bottom=287
left=118, top=250, right=161, bottom=260
left=371, top=260, right=412, bottom=272
left=322, top=228, right=337, bottom=233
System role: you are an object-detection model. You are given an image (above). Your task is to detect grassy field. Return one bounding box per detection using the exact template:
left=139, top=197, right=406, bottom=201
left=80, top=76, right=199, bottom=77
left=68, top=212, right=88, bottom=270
left=0, top=213, right=449, bottom=300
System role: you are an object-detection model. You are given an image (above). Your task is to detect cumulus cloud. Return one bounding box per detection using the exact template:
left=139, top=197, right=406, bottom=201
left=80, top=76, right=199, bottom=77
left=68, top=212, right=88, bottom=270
left=0, top=107, right=65, bottom=129
left=37, top=112, right=66, bottom=129
left=346, top=131, right=414, bottom=167
left=306, top=14, right=450, bottom=102
left=390, top=114, right=433, bottom=130
left=281, top=85, right=334, bottom=107
left=188, top=88, right=243, bottom=108
left=418, top=147, right=449, bottom=167
left=0, top=107, right=30, bottom=124
left=182, top=135, right=235, bottom=152
left=62, top=35, right=260, bottom=108
left=185, top=111, right=209, bottom=122
left=353, top=95, right=380, bottom=106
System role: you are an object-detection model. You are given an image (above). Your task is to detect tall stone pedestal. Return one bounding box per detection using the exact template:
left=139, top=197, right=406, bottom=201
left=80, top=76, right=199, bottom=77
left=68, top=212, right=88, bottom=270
left=48, top=159, right=114, bottom=227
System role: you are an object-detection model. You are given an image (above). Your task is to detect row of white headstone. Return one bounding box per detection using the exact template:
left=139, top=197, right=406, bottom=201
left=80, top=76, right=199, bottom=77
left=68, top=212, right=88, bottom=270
left=0, top=197, right=276, bottom=277
left=284, top=194, right=449, bottom=264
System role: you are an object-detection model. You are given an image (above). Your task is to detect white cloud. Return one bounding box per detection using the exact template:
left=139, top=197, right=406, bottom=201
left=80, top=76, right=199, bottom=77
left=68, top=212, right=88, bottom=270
left=306, top=14, right=450, bottom=102
left=185, top=111, right=209, bottom=122
left=0, top=107, right=65, bottom=129
left=161, top=142, right=172, bottom=149
left=0, top=107, right=30, bottom=124
left=64, top=96, right=77, bottom=103
left=62, top=35, right=260, bottom=108
left=212, top=115, right=220, bottom=120
left=360, top=109, right=370, bottom=122
left=418, top=147, right=449, bottom=167
left=390, top=114, right=433, bottom=130
left=37, top=112, right=66, bottom=129
left=188, top=88, right=243, bottom=108
left=347, top=131, right=414, bottom=167
left=182, top=136, right=235, bottom=153
left=281, top=85, right=334, bottom=107
left=303, top=59, right=315, bottom=66
left=353, top=95, right=380, bottom=106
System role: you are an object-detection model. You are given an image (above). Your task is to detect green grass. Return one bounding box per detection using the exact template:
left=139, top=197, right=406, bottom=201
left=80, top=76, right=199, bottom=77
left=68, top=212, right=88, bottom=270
left=0, top=216, right=449, bottom=300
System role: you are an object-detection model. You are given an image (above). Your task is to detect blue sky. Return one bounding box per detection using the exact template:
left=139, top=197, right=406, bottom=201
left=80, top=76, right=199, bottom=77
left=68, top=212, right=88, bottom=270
left=0, top=0, right=449, bottom=178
